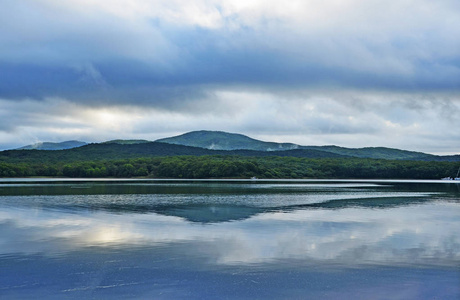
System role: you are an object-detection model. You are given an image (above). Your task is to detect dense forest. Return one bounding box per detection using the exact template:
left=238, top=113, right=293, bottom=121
left=0, top=155, right=458, bottom=179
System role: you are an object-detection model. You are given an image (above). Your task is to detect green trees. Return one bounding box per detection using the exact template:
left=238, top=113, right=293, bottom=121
left=0, top=155, right=457, bottom=179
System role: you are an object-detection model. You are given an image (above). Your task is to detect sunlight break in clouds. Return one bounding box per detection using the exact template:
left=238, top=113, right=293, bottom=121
left=1, top=90, right=459, bottom=154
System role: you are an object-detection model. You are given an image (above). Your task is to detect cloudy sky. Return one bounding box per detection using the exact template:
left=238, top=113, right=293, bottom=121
left=1, top=0, right=459, bottom=154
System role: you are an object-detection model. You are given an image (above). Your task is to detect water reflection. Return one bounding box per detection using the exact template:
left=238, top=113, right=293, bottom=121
left=0, top=183, right=443, bottom=223
left=0, top=201, right=459, bottom=266
left=0, top=180, right=459, bottom=299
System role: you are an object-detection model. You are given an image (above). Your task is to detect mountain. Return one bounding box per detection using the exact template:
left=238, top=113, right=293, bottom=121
left=156, top=130, right=460, bottom=161
left=155, top=130, right=300, bottom=151
left=17, top=140, right=87, bottom=150
left=8, top=131, right=459, bottom=162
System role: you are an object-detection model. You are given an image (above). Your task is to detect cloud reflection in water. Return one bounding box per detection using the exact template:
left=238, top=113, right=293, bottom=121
left=0, top=200, right=458, bottom=267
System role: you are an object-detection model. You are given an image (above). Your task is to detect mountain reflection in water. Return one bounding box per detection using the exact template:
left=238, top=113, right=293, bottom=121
left=0, top=180, right=459, bottom=299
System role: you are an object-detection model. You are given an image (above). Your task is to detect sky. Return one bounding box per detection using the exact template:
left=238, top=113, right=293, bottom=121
left=1, top=0, right=459, bottom=154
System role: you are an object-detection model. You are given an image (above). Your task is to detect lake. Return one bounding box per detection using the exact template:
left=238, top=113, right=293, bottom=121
left=0, top=179, right=459, bottom=299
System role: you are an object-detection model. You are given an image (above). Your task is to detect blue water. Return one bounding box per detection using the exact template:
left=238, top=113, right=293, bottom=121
left=0, top=179, right=459, bottom=299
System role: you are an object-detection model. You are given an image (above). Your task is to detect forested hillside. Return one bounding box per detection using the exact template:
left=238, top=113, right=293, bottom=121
left=1, top=140, right=459, bottom=179
left=0, top=142, right=347, bottom=164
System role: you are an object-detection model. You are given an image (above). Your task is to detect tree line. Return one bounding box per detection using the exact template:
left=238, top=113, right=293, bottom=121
left=0, top=155, right=458, bottom=179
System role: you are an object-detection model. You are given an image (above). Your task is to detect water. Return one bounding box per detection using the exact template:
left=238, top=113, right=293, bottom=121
left=0, top=179, right=459, bottom=299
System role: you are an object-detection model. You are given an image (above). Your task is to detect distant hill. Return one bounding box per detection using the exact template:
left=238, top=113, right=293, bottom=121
left=17, top=140, right=87, bottom=150
left=301, top=145, right=439, bottom=161
left=155, top=130, right=300, bottom=151
left=102, top=139, right=150, bottom=145
left=17, top=139, right=150, bottom=150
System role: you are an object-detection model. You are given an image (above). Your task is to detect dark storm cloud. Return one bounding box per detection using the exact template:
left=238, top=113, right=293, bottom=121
left=1, top=0, right=459, bottom=108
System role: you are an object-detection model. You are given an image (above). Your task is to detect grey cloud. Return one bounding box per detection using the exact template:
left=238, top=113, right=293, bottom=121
left=0, top=1, right=459, bottom=108
left=0, top=1, right=459, bottom=154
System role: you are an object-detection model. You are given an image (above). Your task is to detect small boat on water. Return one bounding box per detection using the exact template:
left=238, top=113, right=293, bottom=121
left=442, top=167, right=460, bottom=180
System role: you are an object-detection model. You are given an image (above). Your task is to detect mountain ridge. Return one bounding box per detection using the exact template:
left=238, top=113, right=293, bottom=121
left=155, top=130, right=300, bottom=151
left=11, top=130, right=460, bottom=161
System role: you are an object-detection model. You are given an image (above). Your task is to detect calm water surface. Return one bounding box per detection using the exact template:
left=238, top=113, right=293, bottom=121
left=0, top=179, right=459, bottom=299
